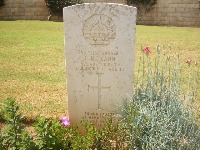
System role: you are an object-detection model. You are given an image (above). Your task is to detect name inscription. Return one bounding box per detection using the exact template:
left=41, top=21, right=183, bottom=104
left=84, top=112, right=115, bottom=127
left=76, top=50, right=124, bottom=72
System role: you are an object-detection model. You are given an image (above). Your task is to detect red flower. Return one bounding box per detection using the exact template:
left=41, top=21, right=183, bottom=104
left=144, top=47, right=151, bottom=53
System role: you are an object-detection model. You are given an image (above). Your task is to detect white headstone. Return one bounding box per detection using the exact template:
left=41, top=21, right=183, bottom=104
left=64, top=3, right=137, bottom=128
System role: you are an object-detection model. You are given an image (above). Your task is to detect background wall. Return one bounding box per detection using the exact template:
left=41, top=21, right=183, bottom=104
left=137, top=0, right=200, bottom=27
left=0, top=0, right=49, bottom=20
left=0, top=0, right=199, bottom=27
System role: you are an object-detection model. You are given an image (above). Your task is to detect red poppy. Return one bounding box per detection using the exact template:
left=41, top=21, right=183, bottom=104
left=144, top=47, right=151, bottom=53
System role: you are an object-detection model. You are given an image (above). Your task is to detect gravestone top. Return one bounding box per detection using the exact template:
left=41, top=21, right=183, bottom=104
left=64, top=3, right=137, bottom=128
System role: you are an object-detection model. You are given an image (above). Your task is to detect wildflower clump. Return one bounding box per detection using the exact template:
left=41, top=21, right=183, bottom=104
left=120, top=45, right=200, bottom=149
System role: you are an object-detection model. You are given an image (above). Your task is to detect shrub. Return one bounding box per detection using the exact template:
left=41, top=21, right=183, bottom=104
left=44, top=0, right=82, bottom=15
left=127, top=0, right=157, bottom=21
left=0, top=0, right=4, bottom=7
left=127, top=0, right=157, bottom=6
left=120, top=45, right=200, bottom=149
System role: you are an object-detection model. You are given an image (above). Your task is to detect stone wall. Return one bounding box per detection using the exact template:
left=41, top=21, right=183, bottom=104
left=0, top=0, right=199, bottom=27
left=137, top=0, right=200, bottom=27
left=0, top=0, right=49, bottom=20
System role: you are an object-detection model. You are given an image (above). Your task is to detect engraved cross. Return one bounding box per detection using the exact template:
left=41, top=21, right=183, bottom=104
left=88, top=73, right=111, bottom=110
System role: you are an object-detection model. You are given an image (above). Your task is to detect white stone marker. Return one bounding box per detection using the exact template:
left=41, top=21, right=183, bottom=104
left=64, top=3, right=137, bottom=127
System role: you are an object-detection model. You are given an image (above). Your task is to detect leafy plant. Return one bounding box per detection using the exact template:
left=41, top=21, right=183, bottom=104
left=120, top=45, right=200, bottom=149
left=0, top=0, right=4, bottom=7
left=127, top=0, right=157, bottom=20
left=66, top=120, right=101, bottom=149
left=0, top=98, right=127, bottom=149
left=99, top=118, right=128, bottom=149
left=127, top=0, right=157, bottom=5
left=44, top=0, right=82, bottom=15
left=0, top=98, right=36, bottom=150
left=34, top=116, right=65, bottom=149
left=68, top=119, right=127, bottom=149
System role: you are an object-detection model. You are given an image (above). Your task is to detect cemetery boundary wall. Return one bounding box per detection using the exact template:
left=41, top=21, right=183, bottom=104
left=0, top=0, right=49, bottom=20
left=137, top=0, right=200, bottom=27
left=0, top=0, right=199, bottom=27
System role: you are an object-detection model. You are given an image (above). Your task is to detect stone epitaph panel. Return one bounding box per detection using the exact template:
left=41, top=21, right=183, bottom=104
left=64, top=3, right=137, bottom=127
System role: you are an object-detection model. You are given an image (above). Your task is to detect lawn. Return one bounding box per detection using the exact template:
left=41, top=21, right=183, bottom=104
left=0, top=21, right=200, bottom=119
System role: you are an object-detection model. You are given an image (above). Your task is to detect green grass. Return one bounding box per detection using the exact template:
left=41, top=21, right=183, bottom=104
left=0, top=21, right=200, bottom=119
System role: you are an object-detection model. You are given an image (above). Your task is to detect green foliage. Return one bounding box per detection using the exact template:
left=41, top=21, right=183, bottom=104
left=127, top=0, right=157, bottom=20
left=127, top=0, right=157, bottom=6
left=44, top=0, right=82, bottom=15
left=70, top=121, right=101, bottom=149
left=0, top=98, right=126, bottom=149
left=0, top=98, right=36, bottom=150
left=70, top=119, right=127, bottom=149
left=67, top=118, right=128, bottom=150
left=34, top=116, right=78, bottom=149
left=100, top=119, right=128, bottom=149
left=120, top=45, right=200, bottom=149
left=0, top=0, right=4, bottom=7
left=50, top=119, right=74, bottom=149
left=34, top=116, right=65, bottom=149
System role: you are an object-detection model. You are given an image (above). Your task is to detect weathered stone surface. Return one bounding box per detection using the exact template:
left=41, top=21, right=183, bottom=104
left=137, top=0, right=200, bottom=27
left=64, top=3, right=137, bottom=128
left=0, top=0, right=49, bottom=20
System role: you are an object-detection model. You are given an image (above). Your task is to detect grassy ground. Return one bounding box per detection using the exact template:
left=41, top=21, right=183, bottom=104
left=0, top=21, right=200, bottom=119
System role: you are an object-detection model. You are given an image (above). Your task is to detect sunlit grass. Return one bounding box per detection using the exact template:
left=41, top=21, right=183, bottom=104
left=0, top=21, right=199, bottom=119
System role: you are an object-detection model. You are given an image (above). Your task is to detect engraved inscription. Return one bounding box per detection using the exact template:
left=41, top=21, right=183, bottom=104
left=88, top=73, right=111, bottom=110
left=83, top=14, right=116, bottom=46
left=76, top=50, right=125, bottom=72
left=84, top=112, right=115, bottom=127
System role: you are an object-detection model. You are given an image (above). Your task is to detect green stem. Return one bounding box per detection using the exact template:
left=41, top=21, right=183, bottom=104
left=187, top=65, right=191, bottom=97
left=12, top=105, right=18, bottom=148
left=142, top=53, right=145, bottom=88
